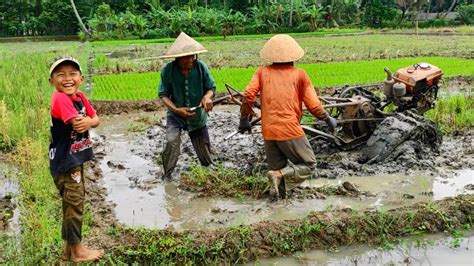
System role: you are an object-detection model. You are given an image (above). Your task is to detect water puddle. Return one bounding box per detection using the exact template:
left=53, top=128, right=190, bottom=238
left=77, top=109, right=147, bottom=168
left=0, top=162, right=20, bottom=234
left=95, top=111, right=473, bottom=231
left=249, top=233, right=474, bottom=265
left=305, top=169, right=474, bottom=209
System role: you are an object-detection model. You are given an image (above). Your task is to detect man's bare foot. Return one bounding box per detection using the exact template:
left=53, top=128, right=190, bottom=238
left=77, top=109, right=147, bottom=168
left=70, top=242, right=104, bottom=263
left=61, top=241, right=70, bottom=260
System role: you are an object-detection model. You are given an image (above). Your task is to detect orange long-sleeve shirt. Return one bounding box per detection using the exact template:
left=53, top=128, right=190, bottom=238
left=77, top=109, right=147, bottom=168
left=244, top=64, right=328, bottom=141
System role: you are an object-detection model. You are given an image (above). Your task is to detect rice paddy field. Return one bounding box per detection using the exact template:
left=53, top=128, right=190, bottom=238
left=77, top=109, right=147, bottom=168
left=93, top=57, right=474, bottom=100
left=1, top=29, right=473, bottom=264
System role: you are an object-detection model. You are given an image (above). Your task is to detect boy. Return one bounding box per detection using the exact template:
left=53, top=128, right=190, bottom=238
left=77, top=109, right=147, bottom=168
left=48, top=55, right=104, bottom=262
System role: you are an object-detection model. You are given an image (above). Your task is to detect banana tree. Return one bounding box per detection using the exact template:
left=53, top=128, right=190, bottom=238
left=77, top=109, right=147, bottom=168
left=303, top=4, right=323, bottom=31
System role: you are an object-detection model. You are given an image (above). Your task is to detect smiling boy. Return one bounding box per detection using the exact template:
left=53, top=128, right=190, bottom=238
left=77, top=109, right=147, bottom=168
left=48, top=55, right=104, bottom=262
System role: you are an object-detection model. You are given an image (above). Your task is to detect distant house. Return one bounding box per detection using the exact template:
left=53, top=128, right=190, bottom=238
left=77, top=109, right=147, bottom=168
left=415, top=12, right=459, bottom=20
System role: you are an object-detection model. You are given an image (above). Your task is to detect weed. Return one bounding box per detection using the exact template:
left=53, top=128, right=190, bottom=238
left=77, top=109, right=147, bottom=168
left=127, top=121, right=147, bottom=132
left=181, top=164, right=267, bottom=198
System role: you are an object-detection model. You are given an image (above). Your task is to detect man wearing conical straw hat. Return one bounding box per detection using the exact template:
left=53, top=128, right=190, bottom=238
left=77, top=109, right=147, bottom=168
left=239, top=34, right=337, bottom=200
left=158, top=32, right=216, bottom=180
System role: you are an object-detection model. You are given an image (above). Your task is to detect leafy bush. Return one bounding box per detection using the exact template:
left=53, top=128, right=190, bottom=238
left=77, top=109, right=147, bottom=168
left=456, top=4, right=474, bottom=25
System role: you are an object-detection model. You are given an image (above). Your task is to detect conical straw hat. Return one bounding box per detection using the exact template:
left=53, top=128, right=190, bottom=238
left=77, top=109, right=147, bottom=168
left=260, top=34, right=304, bottom=63
left=161, top=32, right=208, bottom=58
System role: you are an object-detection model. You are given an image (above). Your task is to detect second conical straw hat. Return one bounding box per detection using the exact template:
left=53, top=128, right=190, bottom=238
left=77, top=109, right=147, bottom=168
left=161, top=32, right=208, bottom=58
left=260, top=34, right=304, bottom=63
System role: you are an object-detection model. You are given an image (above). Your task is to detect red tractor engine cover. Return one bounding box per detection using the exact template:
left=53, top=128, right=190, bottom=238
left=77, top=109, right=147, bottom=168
left=394, top=63, right=443, bottom=94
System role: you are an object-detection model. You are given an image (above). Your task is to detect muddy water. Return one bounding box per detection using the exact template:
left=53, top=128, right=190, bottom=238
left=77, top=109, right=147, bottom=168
left=0, top=162, right=20, bottom=233
left=305, top=169, right=474, bottom=209
left=95, top=110, right=473, bottom=231
left=250, top=233, right=474, bottom=265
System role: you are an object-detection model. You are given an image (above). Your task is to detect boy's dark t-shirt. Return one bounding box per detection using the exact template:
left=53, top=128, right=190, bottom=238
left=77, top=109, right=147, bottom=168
left=49, top=91, right=95, bottom=176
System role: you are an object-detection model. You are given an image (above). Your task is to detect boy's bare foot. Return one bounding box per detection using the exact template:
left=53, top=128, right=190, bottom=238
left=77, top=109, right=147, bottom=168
left=61, top=241, right=71, bottom=260
left=70, top=243, right=104, bottom=263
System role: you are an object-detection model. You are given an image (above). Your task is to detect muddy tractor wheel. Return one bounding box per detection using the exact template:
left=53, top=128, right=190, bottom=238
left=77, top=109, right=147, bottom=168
left=334, top=86, right=383, bottom=139
left=358, top=110, right=442, bottom=164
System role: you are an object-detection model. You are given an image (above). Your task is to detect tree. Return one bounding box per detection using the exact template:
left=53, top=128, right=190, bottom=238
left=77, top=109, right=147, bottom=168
left=70, top=0, right=91, bottom=39
left=363, top=0, right=398, bottom=27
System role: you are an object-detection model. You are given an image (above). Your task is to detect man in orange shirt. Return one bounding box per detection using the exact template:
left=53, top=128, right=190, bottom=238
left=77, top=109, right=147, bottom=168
left=239, top=34, right=336, bottom=200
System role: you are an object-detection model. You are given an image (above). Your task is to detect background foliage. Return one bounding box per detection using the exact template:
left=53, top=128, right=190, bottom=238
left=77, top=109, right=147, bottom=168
left=0, top=0, right=473, bottom=39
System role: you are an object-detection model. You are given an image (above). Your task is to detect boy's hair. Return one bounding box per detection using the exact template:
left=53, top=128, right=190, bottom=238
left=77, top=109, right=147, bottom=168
left=49, top=55, right=82, bottom=76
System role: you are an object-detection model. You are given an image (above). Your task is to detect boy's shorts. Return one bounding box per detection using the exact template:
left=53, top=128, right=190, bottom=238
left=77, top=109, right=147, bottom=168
left=52, top=165, right=85, bottom=245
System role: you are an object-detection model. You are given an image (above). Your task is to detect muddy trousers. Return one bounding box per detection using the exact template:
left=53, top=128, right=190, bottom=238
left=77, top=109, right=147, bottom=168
left=162, top=118, right=213, bottom=178
left=264, top=137, right=316, bottom=196
left=52, top=165, right=85, bottom=245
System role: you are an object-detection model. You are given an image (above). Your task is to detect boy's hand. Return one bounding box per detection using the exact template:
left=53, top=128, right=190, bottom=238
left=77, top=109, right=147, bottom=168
left=72, top=116, right=92, bottom=133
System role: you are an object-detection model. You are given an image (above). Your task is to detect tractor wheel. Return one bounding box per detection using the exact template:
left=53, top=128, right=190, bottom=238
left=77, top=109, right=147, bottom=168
left=358, top=110, right=442, bottom=164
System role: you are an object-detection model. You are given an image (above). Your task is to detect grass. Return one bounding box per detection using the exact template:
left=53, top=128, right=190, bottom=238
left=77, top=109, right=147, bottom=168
left=91, top=56, right=474, bottom=100
left=426, top=93, right=474, bottom=134
left=181, top=164, right=269, bottom=198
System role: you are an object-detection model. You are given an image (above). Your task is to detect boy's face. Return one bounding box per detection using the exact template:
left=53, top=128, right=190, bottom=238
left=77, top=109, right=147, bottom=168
left=49, top=63, right=83, bottom=96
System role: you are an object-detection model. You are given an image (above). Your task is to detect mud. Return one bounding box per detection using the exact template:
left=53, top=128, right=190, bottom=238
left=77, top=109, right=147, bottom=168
left=89, top=111, right=473, bottom=234
left=0, top=195, right=15, bottom=231
left=359, top=110, right=442, bottom=164
left=91, top=99, right=162, bottom=115
left=79, top=78, right=473, bottom=262
left=122, top=106, right=472, bottom=183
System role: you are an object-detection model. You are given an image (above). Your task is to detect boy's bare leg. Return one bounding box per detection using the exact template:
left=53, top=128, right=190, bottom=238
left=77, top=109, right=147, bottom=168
left=61, top=241, right=71, bottom=260
left=70, top=242, right=104, bottom=263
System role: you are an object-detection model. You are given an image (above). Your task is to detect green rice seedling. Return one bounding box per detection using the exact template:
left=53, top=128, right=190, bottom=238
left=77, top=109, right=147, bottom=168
left=426, top=93, right=474, bottom=134
left=92, top=57, right=474, bottom=100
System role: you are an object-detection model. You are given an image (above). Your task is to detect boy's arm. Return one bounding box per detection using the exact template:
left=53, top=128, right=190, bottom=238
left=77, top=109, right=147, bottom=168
left=70, top=115, right=100, bottom=133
